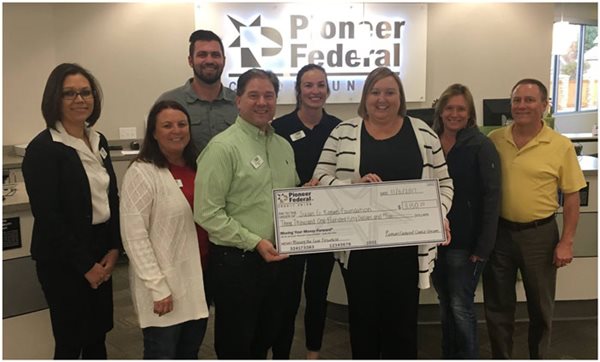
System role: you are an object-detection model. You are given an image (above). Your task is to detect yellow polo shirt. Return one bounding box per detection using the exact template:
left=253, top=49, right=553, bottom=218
left=489, top=123, right=586, bottom=223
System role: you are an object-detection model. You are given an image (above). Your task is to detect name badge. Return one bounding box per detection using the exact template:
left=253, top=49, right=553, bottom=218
left=250, top=155, right=264, bottom=169
left=99, top=147, right=108, bottom=159
left=175, top=179, right=183, bottom=188
left=290, top=130, right=306, bottom=142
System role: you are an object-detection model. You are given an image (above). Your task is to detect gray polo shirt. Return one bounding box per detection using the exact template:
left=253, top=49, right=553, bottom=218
left=157, top=78, right=238, bottom=153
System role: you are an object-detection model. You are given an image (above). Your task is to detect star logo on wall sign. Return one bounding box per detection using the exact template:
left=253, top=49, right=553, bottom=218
left=228, top=15, right=283, bottom=68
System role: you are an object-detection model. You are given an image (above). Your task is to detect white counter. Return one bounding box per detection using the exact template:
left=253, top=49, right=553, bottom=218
left=328, top=156, right=598, bottom=305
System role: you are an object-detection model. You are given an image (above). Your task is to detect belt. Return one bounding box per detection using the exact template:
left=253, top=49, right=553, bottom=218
left=499, top=214, right=555, bottom=231
left=210, top=243, right=255, bottom=256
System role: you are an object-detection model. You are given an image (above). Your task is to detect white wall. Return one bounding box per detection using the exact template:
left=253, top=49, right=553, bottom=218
left=424, top=3, right=554, bottom=120
left=3, top=3, right=195, bottom=144
left=3, top=3, right=57, bottom=145
left=3, top=2, right=596, bottom=145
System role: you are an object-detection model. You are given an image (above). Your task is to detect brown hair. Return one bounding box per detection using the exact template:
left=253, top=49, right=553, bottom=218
left=41, top=63, right=102, bottom=129
left=135, top=100, right=198, bottom=170
left=511, top=78, right=548, bottom=102
left=357, top=67, right=407, bottom=119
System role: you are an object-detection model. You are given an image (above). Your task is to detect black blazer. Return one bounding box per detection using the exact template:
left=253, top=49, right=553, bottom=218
left=22, top=128, right=122, bottom=275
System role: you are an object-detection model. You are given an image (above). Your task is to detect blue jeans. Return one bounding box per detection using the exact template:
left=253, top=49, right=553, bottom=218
left=142, top=318, right=208, bottom=359
left=432, top=249, right=485, bottom=359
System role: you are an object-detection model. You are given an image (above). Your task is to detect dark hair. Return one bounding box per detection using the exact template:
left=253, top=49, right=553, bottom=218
left=41, top=63, right=102, bottom=129
left=357, top=67, right=407, bottom=119
left=135, top=100, right=199, bottom=170
left=511, top=78, right=548, bottom=102
left=294, top=64, right=330, bottom=108
left=432, top=83, right=477, bottom=135
left=236, top=69, right=280, bottom=97
left=188, top=29, right=225, bottom=58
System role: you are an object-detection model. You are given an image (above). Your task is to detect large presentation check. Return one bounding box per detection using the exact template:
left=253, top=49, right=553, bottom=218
left=273, top=179, right=446, bottom=255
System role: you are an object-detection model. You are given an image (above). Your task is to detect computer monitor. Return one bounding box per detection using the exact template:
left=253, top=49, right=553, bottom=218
left=406, top=108, right=435, bottom=127
left=483, top=98, right=512, bottom=126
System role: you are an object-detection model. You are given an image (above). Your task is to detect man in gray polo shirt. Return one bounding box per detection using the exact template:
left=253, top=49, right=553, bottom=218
left=157, top=29, right=237, bottom=153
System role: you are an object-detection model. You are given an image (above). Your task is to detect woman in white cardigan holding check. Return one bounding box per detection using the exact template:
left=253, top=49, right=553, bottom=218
left=120, top=100, right=209, bottom=359
left=313, top=67, right=454, bottom=359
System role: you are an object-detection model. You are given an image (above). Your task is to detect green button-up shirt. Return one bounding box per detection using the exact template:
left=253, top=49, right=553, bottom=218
left=157, top=78, right=238, bottom=153
left=194, top=116, right=299, bottom=251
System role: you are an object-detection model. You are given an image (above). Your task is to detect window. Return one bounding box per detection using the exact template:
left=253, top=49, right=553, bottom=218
left=550, top=23, right=598, bottom=113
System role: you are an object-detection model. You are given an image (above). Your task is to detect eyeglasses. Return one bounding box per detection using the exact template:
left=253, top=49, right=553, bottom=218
left=62, top=89, right=94, bottom=101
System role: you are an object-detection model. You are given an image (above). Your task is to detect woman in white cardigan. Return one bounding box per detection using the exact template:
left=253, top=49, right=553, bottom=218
left=313, top=67, right=454, bottom=359
left=120, top=100, right=209, bottom=358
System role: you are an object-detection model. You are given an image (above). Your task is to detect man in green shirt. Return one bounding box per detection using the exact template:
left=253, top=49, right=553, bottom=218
left=195, top=69, right=299, bottom=359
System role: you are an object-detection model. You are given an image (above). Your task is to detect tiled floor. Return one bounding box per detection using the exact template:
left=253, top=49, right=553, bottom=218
left=108, top=258, right=597, bottom=359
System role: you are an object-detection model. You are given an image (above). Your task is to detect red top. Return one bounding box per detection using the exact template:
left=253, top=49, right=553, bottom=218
left=168, top=163, right=209, bottom=271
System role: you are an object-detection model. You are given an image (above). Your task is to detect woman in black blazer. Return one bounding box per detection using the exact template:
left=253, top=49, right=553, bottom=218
left=22, top=63, right=121, bottom=359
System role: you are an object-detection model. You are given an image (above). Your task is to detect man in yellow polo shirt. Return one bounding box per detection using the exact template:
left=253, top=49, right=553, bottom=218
left=483, top=78, right=586, bottom=359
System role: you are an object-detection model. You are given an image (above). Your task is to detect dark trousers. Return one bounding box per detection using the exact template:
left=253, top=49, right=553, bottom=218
left=52, top=335, right=106, bottom=360
left=341, top=246, right=419, bottom=359
left=482, top=220, right=559, bottom=359
left=432, top=248, right=485, bottom=359
left=36, top=223, right=113, bottom=359
left=142, top=318, right=208, bottom=359
left=272, top=252, right=335, bottom=358
left=209, top=243, right=284, bottom=359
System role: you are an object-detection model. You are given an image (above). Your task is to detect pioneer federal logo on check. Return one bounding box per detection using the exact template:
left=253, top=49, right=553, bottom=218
left=276, top=190, right=313, bottom=208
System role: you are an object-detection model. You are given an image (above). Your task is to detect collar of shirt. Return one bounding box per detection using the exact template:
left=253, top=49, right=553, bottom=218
left=236, top=115, right=275, bottom=140
left=50, top=121, right=102, bottom=161
left=182, top=78, right=236, bottom=104
left=503, top=121, right=552, bottom=149
left=454, top=126, right=479, bottom=146
left=293, top=109, right=328, bottom=132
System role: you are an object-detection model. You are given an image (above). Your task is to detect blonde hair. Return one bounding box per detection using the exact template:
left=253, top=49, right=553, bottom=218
left=432, top=83, right=477, bottom=135
left=357, top=67, right=407, bottom=119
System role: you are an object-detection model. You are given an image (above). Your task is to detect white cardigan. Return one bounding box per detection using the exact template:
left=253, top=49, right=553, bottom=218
left=313, top=117, right=454, bottom=289
left=120, top=161, right=208, bottom=328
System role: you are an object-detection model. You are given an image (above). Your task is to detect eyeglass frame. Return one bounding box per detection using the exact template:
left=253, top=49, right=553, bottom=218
left=61, top=89, right=95, bottom=101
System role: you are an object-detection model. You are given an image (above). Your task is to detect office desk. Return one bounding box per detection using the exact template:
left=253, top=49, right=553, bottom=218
left=326, top=156, right=598, bottom=305
left=3, top=182, right=54, bottom=358
left=563, top=132, right=597, bottom=143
